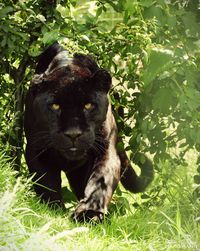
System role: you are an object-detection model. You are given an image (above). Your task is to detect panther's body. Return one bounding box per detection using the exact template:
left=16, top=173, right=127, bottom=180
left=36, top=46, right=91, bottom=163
left=24, top=42, right=153, bottom=221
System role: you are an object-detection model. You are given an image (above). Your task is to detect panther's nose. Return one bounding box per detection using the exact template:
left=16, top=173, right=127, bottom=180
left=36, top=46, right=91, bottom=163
left=64, top=128, right=82, bottom=140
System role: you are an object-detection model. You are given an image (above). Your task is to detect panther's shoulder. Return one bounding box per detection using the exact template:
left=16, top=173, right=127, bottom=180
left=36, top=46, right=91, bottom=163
left=31, top=42, right=112, bottom=94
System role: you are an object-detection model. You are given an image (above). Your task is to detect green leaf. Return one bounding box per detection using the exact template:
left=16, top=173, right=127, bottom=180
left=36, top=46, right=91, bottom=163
left=80, top=35, right=90, bottom=42
left=28, top=42, right=42, bottom=57
left=140, top=154, right=146, bottom=164
left=194, top=175, right=200, bottom=185
left=124, top=0, right=136, bottom=15
left=70, top=0, right=77, bottom=7
left=182, top=12, right=200, bottom=38
left=56, top=4, right=70, bottom=18
left=141, top=193, right=150, bottom=199
left=41, top=29, right=60, bottom=45
left=108, top=1, right=124, bottom=12
left=0, top=6, right=13, bottom=19
left=152, top=87, right=175, bottom=114
left=143, top=5, right=165, bottom=24
left=139, top=0, right=155, bottom=8
left=142, top=47, right=174, bottom=86
left=189, top=127, right=200, bottom=145
left=117, top=141, right=124, bottom=151
left=129, top=135, right=139, bottom=152
left=96, top=7, right=103, bottom=18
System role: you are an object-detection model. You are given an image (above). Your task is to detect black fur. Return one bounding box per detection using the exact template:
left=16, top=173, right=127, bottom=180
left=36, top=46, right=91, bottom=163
left=24, top=43, right=153, bottom=222
left=35, top=42, right=64, bottom=74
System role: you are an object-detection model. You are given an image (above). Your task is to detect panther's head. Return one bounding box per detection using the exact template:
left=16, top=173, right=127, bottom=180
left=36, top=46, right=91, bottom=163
left=29, top=42, right=112, bottom=161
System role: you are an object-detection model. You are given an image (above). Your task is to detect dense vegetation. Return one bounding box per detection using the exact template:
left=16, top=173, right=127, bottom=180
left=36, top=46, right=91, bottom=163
left=0, top=151, right=199, bottom=250
left=0, top=0, right=200, bottom=250
left=1, top=0, right=200, bottom=172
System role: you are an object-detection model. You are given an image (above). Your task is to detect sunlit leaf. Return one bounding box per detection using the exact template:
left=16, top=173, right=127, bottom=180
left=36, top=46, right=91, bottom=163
left=41, top=29, right=60, bottom=45
left=142, top=47, right=174, bottom=86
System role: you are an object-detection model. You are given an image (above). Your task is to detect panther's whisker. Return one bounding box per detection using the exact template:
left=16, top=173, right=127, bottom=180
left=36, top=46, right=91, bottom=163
left=93, top=141, right=107, bottom=155
left=29, top=131, right=49, bottom=138
left=30, top=142, right=52, bottom=162
left=30, top=135, right=51, bottom=146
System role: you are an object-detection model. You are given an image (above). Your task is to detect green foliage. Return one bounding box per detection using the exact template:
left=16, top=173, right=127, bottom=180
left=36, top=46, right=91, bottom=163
left=0, top=151, right=200, bottom=250
left=0, top=0, right=199, bottom=185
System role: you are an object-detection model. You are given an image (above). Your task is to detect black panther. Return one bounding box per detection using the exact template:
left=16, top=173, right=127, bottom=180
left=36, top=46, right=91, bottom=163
left=24, top=42, right=153, bottom=221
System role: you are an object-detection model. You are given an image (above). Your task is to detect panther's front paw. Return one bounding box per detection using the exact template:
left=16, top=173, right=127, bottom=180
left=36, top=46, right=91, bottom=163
left=72, top=209, right=104, bottom=223
left=72, top=202, right=104, bottom=223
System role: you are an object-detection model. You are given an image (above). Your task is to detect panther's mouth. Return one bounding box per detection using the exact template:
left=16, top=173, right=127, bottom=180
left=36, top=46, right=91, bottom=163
left=61, top=147, right=87, bottom=160
left=69, top=147, right=78, bottom=152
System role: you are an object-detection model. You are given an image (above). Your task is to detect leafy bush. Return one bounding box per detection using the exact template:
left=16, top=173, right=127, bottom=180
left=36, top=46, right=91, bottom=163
left=0, top=0, right=199, bottom=186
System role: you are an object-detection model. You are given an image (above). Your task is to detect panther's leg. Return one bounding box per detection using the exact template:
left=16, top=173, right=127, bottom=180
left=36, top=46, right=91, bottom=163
left=73, top=145, right=121, bottom=222
left=26, top=146, right=64, bottom=208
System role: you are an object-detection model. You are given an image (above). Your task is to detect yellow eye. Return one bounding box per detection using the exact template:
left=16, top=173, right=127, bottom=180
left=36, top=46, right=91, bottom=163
left=84, top=103, right=93, bottom=110
left=51, top=103, right=60, bottom=110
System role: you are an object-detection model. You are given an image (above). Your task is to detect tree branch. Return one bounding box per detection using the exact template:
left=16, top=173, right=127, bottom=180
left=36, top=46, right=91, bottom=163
left=13, top=54, right=30, bottom=84
left=10, top=53, right=30, bottom=171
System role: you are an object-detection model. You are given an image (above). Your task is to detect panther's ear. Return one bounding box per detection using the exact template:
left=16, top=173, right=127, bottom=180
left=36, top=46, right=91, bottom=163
left=35, top=42, right=64, bottom=74
left=92, top=69, right=112, bottom=93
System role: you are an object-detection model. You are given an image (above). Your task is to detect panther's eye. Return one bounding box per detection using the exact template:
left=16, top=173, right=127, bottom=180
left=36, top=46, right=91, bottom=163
left=84, top=103, right=94, bottom=110
left=51, top=103, right=60, bottom=111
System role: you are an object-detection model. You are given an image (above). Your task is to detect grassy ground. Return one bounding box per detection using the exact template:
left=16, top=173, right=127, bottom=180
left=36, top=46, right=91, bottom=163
left=0, top=151, right=200, bottom=251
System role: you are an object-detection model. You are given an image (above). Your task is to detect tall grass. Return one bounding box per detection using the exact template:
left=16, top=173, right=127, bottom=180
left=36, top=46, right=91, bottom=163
left=0, top=151, right=200, bottom=251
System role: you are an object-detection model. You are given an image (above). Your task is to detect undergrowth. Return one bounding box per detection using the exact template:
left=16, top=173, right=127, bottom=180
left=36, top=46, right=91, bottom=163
left=0, top=151, right=200, bottom=251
